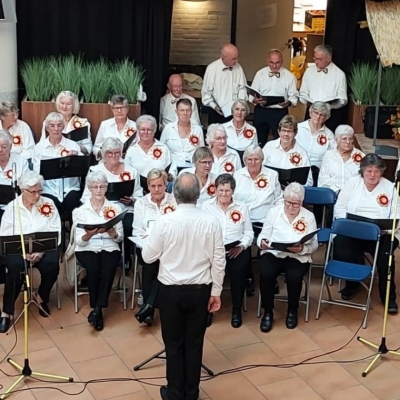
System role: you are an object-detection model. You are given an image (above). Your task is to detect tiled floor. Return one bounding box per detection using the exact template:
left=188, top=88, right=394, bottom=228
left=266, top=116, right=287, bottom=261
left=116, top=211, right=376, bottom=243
left=2, top=248, right=400, bottom=400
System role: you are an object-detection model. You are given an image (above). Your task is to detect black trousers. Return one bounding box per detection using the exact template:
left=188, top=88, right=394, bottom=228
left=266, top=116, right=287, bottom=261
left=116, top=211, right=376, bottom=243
left=260, top=252, right=309, bottom=313
left=42, top=190, right=81, bottom=224
left=225, top=249, right=249, bottom=308
left=3, top=250, right=60, bottom=315
left=137, top=248, right=160, bottom=306
left=333, top=235, right=398, bottom=302
left=304, top=106, right=346, bottom=133
left=159, top=283, right=211, bottom=400
left=122, top=212, right=133, bottom=267
left=202, top=105, right=232, bottom=125
left=253, top=106, right=288, bottom=147
left=76, top=250, right=120, bottom=308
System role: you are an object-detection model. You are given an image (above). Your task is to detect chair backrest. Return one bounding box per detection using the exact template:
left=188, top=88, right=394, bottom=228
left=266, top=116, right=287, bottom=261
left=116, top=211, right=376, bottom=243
left=304, top=187, right=337, bottom=206
left=331, top=218, right=380, bottom=241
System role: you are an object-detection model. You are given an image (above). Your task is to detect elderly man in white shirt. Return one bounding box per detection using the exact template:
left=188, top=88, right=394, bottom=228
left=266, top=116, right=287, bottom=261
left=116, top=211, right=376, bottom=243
left=251, top=49, right=298, bottom=147
left=143, top=172, right=225, bottom=400
left=202, top=44, right=247, bottom=124
left=159, top=74, right=200, bottom=130
left=299, top=45, right=347, bottom=132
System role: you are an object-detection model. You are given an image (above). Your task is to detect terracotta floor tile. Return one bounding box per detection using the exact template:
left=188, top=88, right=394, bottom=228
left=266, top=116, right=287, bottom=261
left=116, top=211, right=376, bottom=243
left=321, top=385, right=379, bottom=400
left=307, top=325, right=358, bottom=352
left=109, top=392, right=154, bottom=400
left=33, top=388, right=95, bottom=399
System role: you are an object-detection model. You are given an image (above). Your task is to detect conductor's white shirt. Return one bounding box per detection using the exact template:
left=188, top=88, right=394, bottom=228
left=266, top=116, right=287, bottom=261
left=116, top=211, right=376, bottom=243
left=0, top=119, right=35, bottom=160
left=142, top=203, right=226, bottom=296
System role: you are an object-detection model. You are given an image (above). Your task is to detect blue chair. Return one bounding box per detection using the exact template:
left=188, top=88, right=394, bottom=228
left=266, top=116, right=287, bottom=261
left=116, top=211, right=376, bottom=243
left=315, top=218, right=381, bottom=328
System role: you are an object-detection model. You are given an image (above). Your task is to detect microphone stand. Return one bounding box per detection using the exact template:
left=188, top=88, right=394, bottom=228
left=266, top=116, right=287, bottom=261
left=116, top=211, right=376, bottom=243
left=357, top=176, right=400, bottom=376
left=0, top=191, right=73, bottom=399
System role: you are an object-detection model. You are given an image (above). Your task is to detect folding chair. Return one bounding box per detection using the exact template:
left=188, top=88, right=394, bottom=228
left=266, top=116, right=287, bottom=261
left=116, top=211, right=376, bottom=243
left=315, top=218, right=380, bottom=328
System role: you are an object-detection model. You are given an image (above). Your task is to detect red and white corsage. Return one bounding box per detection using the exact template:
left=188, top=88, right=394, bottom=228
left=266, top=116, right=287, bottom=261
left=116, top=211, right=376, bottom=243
left=125, top=127, right=136, bottom=138
left=4, top=170, right=12, bottom=180
left=188, top=134, right=200, bottom=147
left=289, top=152, right=302, bottom=166
left=352, top=152, right=363, bottom=165
left=317, top=134, right=327, bottom=146
left=162, top=204, right=176, bottom=214
left=207, top=183, right=216, bottom=196
left=12, top=134, right=22, bottom=146
left=377, top=194, right=389, bottom=207
left=72, top=117, right=85, bottom=130
left=119, top=171, right=132, bottom=181
left=152, top=147, right=163, bottom=160
left=59, top=148, right=69, bottom=157
left=223, top=161, right=235, bottom=173
left=293, top=219, right=307, bottom=233
left=38, top=203, right=53, bottom=218
left=255, top=176, right=269, bottom=190
left=230, top=210, right=242, bottom=223
left=103, top=206, right=118, bottom=220
left=243, top=128, right=255, bottom=140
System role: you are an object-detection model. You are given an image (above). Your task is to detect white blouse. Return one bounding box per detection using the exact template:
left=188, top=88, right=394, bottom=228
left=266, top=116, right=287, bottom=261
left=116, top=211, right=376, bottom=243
left=233, top=166, right=283, bottom=223
left=0, top=119, right=35, bottom=161
left=201, top=197, right=254, bottom=248
left=132, top=192, right=177, bottom=238
left=223, top=120, right=258, bottom=152
left=210, top=147, right=242, bottom=176
left=93, top=117, right=137, bottom=159
left=73, top=200, right=124, bottom=253
left=160, top=121, right=204, bottom=164
left=257, top=204, right=318, bottom=263
left=295, top=120, right=336, bottom=168
left=0, top=196, right=61, bottom=245
left=0, top=153, right=30, bottom=188
left=318, top=148, right=365, bottom=192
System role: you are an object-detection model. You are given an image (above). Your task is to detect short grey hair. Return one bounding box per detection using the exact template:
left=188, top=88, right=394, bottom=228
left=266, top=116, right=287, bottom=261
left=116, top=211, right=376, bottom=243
left=231, top=99, right=250, bottom=116
left=44, top=112, right=65, bottom=128
left=109, top=94, right=129, bottom=107
left=101, top=137, right=123, bottom=159
left=173, top=172, right=200, bottom=204
left=335, top=124, right=354, bottom=139
left=206, top=124, right=227, bottom=146
left=147, top=168, right=168, bottom=185
left=193, top=146, right=214, bottom=165
left=310, top=101, right=331, bottom=119
left=55, top=91, right=80, bottom=114
left=359, top=153, right=386, bottom=177
left=18, top=171, right=44, bottom=190
left=243, top=144, right=264, bottom=163
left=283, top=182, right=305, bottom=202
left=136, top=115, right=157, bottom=135
left=314, top=44, right=333, bottom=57
left=215, top=173, right=236, bottom=191
left=86, top=170, right=108, bottom=188
left=0, top=101, right=18, bottom=118
left=0, top=130, right=12, bottom=147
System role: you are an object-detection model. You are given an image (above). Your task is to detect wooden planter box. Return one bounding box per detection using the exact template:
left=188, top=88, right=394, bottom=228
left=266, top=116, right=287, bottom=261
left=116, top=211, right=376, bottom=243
left=347, top=98, right=369, bottom=134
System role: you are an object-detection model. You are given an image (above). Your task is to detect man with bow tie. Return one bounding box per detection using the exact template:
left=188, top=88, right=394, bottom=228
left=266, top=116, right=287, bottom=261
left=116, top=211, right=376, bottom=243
left=299, top=44, right=347, bottom=132
left=202, top=44, right=247, bottom=125
left=250, top=49, right=298, bottom=147
left=159, top=74, right=200, bottom=131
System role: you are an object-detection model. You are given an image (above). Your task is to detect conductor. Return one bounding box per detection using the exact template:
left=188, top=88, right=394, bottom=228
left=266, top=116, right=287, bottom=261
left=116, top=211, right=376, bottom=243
left=142, top=172, right=226, bottom=400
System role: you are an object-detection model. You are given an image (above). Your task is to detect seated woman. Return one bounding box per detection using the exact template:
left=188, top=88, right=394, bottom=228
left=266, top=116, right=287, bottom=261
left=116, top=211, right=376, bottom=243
left=0, top=102, right=35, bottom=161
left=160, top=98, right=204, bottom=169
left=206, top=124, right=242, bottom=176
left=93, top=94, right=137, bottom=160
left=132, top=168, right=177, bottom=326
left=40, top=90, right=93, bottom=155
left=334, top=153, right=399, bottom=313
left=318, top=125, right=365, bottom=192
left=295, top=102, right=336, bottom=185
left=257, top=182, right=318, bottom=332
left=125, top=115, right=177, bottom=193
left=33, top=112, right=83, bottom=224
left=73, top=171, right=124, bottom=331
left=179, top=147, right=217, bottom=207
left=223, top=100, right=258, bottom=162
left=0, top=171, right=61, bottom=332
left=262, top=115, right=313, bottom=187
left=202, top=174, right=253, bottom=328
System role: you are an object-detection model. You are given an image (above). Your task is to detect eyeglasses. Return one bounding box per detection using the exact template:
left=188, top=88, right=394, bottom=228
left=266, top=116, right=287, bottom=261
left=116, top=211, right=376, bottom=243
left=5, top=112, right=19, bottom=118
left=90, top=185, right=107, bottom=191
left=48, top=123, right=64, bottom=130
left=111, top=106, right=128, bottom=111
left=311, top=111, right=327, bottom=118
left=246, top=158, right=261, bottom=164
left=177, top=109, right=192, bottom=114
left=284, top=200, right=301, bottom=208
left=339, top=137, right=354, bottom=142
left=217, top=189, right=232, bottom=195
left=313, top=57, right=327, bottom=62
left=198, top=160, right=213, bottom=165
left=105, top=151, right=122, bottom=157
left=25, top=189, right=43, bottom=195
left=280, top=129, right=295, bottom=134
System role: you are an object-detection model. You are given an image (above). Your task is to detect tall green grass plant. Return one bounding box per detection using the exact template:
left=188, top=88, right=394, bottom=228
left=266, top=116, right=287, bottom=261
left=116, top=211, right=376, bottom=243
left=348, top=63, right=378, bottom=105
left=81, top=59, right=111, bottom=103
left=381, top=66, right=400, bottom=106
left=20, top=58, right=54, bottom=101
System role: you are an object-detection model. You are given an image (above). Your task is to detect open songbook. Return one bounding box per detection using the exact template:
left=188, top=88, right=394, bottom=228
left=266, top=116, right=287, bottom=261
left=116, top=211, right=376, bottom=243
left=0, top=185, right=18, bottom=205
left=245, top=85, right=285, bottom=107
left=122, top=132, right=137, bottom=153
left=77, top=209, right=128, bottom=230
left=265, top=166, right=310, bottom=186
left=63, top=126, right=89, bottom=142
left=106, top=180, right=135, bottom=201
left=267, top=229, right=320, bottom=252
left=346, top=213, right=399, bottom=231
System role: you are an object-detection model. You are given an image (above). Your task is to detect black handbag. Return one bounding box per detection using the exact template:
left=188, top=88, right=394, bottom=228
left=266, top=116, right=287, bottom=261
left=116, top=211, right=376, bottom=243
left=364, top=106, right=397, bottom=139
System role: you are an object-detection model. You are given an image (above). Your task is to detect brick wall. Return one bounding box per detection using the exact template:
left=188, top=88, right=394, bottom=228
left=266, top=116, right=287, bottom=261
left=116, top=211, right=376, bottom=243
left=170, top=0, right=232, bottom=66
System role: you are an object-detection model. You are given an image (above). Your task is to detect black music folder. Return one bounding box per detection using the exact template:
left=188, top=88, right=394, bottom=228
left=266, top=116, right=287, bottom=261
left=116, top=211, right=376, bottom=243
left=0, top=185, right=17, bottom=205
left=269, top=229, right=320, bottom=252
left=40, top=155, right=91, bottom=180
left=63, top=126, right=89, bottom=142
left=265, top=166, right=310, bottom=185
left=245, top=86, right=284, bottom=105
left=139, top=164, right=171, bottom=193
left=346, top=213, right=399, bottom=231
left=77, top=209, right=128, bottom=231
left=0, top=232, right=59, bottom=256
left=225, top=240, right=241, bottom=252
left=106, top=180, right=135, bottom=201
left=122, top=133, right=137, bottom=153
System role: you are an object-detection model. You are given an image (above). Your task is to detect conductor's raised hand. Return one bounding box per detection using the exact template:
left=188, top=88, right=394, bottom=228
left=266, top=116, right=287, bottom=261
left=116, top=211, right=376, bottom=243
left=208, top=296, right=221, bottom=313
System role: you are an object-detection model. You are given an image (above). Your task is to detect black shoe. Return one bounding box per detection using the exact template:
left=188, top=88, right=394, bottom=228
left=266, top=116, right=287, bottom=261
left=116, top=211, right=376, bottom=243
left=388, top=301, right=398, bottom=314
left=39, top=302, right=50, bottom=318
left=231, top=307, right=242, bottom=328
left=260, top=312, right=273, bottom=332
left=206, top=312, right=213, bottom=328
left=135, top=304, right=154, bottom=324
left=144, top=309, right=155, bottom=326
left=160, top=385, right=169, bottom=400
left=286, top=310, right=298, bottom=329
left=95, top=314, right=104, bottom=331
left=340, top=284, right=360, bottom=301
left=246, top=279, right=255, bottom=297
left=0, top=317, right=10, bottom=333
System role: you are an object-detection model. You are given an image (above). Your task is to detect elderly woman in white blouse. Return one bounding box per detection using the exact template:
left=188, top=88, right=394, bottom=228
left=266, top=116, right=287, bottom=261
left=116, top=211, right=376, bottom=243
left=318, top=125, right=365, bottom=192
left=160, top=98, right=204, bottom=170
left=223, top=100, right=258, bottom=161
left=0, top=171, right=61, bottom=332
left=126, top=115, right=176, bottom=193
left=0, top=102, right=35, bottom=161
left=40, top=91, right=93, bottom=155
left=93, top=94, right=137, bottom=160
left=296, top=102, right=336, bottom=185
left=262, top=115, right=313, bottom=186
left=133, top=169, right=177, bottom=326
left=206, top=124, right=241, bottom=176
left=73, top=171, right=124, bottom=331
left=333, top=154, right=400, bottom=313
left=202, top=174, right=253, bottom=328
left=257, top=182, right=318, bottom=332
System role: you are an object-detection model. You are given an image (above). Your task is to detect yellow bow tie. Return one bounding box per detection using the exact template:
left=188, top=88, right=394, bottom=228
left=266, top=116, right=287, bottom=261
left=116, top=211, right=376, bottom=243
left=269, top=72, right=280, bottom=78
left=317, top=68, right=328, bottom=74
